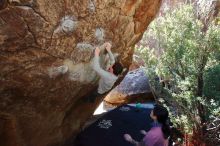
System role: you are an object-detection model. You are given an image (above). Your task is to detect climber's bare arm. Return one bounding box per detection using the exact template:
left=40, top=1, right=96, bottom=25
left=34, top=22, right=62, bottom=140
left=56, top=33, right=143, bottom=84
left=124, top=134, right=146, bottom=146
left=92, top=47, right=111, bottom=79
left=140, top=130, right=147, bottom=135
left=103, top=42, right=115, bottom=65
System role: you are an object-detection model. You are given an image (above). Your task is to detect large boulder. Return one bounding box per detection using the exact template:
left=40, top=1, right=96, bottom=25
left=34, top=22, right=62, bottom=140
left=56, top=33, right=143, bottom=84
left=0, top=0, right=162, bottom=146
left=104, top=68, right=154, bottom=105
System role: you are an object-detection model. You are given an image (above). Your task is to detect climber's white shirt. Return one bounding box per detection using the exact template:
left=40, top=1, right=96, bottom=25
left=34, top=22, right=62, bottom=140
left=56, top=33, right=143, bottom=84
left=91, top=50, right=118, bottom=94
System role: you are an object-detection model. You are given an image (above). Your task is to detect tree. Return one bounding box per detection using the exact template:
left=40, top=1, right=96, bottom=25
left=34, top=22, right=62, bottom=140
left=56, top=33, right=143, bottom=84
left=136, top=3, right=220, bottom=145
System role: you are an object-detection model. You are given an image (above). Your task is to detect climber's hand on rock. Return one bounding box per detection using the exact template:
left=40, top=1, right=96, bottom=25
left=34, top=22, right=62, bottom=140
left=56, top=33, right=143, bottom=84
left=104, top=42, right=112, bottom=52
left=95, top=47, right=101, bottom=56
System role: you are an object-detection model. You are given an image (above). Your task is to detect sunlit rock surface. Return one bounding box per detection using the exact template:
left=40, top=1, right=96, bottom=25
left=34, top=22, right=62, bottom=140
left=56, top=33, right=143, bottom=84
left=0, top=0, right=162, bottom=146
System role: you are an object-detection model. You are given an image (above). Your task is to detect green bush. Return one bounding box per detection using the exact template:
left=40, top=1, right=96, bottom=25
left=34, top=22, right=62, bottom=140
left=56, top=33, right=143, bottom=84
left=204, top=65, right=220, bottom=102
left=204, top=64, right=220, bottom=116
left=136, top=4, right=220, bottom=139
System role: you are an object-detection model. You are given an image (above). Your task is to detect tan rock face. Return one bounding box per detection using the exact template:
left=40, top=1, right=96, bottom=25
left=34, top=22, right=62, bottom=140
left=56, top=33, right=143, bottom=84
left=0, top=0, right=161, bottom=146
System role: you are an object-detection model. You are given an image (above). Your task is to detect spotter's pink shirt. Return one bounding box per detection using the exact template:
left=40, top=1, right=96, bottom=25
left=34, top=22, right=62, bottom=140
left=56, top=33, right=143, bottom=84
left=142, top=127, right=168, bottom=146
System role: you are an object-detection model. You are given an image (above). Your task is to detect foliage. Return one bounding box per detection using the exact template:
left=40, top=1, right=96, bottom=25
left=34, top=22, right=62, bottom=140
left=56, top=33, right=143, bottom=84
left=204, top=65, right=220, bottom=102
left=135, top=4, right=220, bottom=144
left=204, top=64, right=220, bottom=117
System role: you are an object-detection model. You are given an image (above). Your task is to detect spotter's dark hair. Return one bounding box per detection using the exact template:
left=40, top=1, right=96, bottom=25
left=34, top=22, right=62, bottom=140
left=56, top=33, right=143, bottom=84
left=153, top=104, right=171, bottom=139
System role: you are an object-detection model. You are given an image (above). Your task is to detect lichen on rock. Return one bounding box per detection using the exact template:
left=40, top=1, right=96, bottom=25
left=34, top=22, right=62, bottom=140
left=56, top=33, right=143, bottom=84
left=54, top=15, right=78, bottom=35
left=94, top=27, right=105, bottom=43
left=88, top=0, right=95, bottom=13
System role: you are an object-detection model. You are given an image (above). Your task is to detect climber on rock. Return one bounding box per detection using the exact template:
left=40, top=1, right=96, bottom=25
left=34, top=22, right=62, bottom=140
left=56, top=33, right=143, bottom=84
left=85, top=42, right=123, bottom=102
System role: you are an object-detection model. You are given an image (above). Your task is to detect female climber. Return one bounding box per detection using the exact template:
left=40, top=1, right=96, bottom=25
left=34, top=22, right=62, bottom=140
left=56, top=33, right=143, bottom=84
left=124, top=104, right=170, bottom=146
